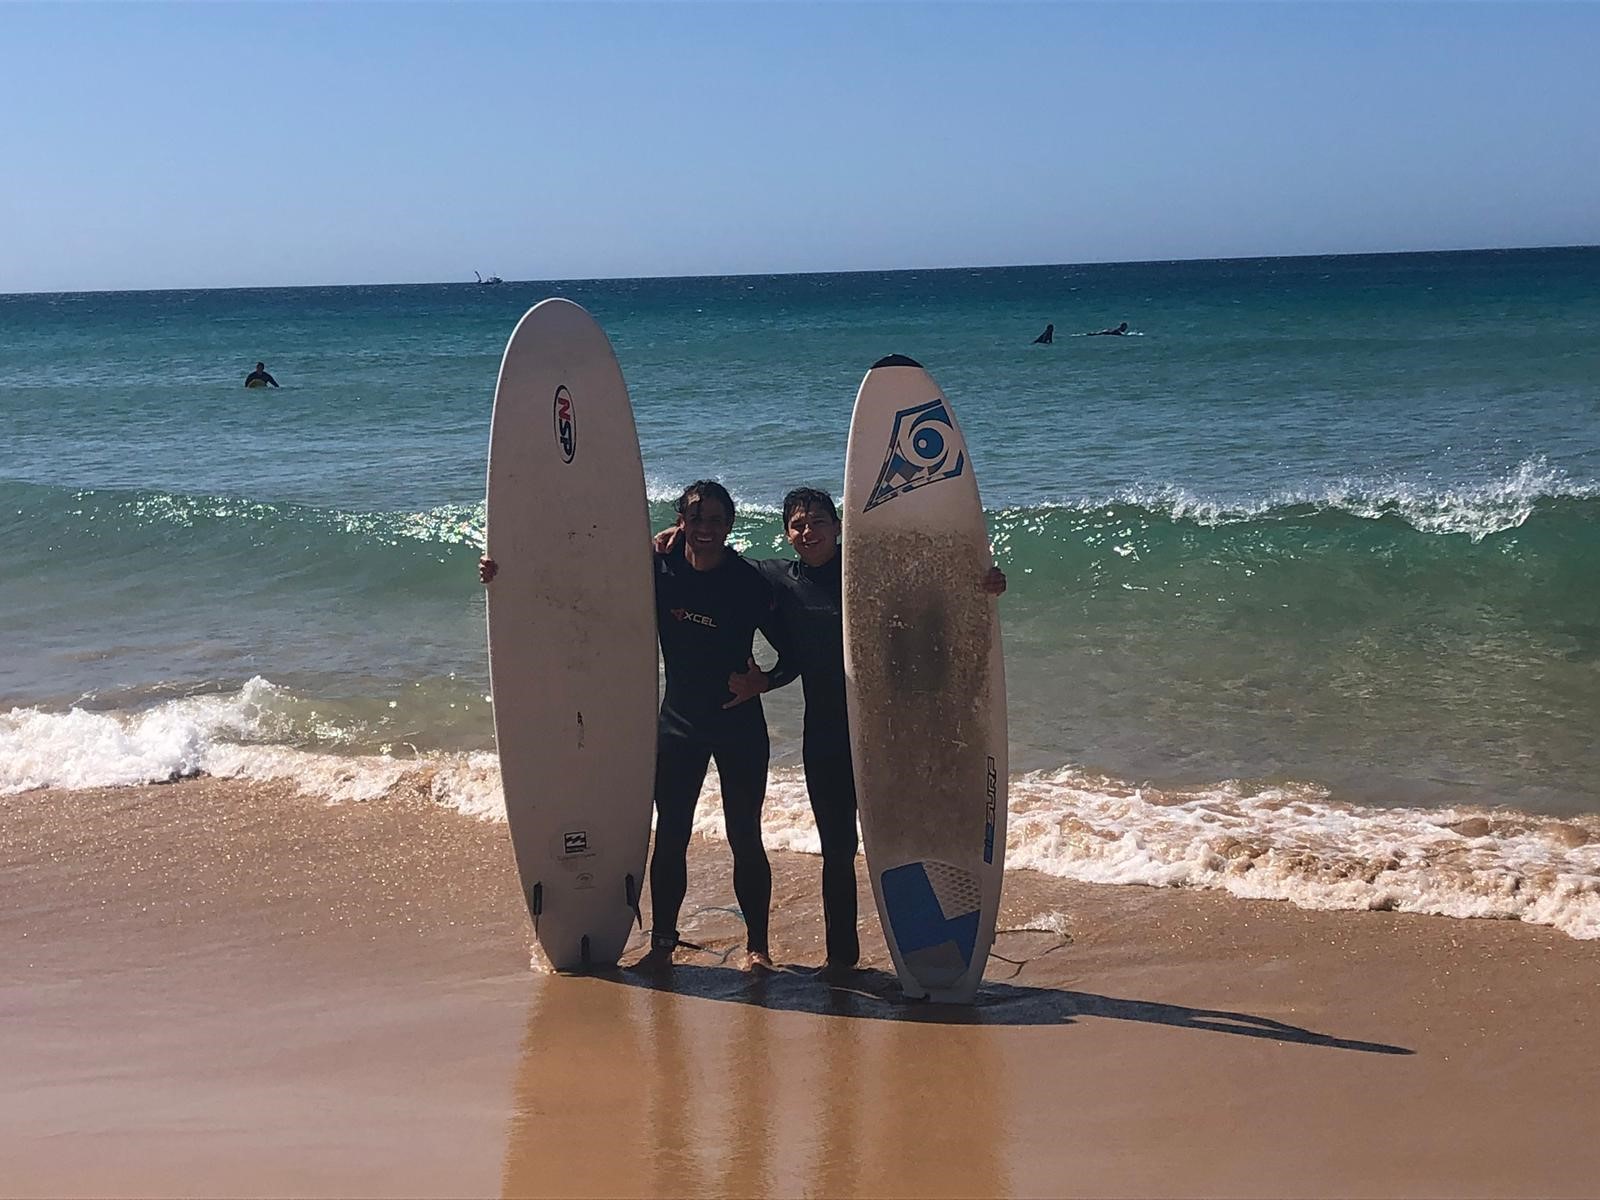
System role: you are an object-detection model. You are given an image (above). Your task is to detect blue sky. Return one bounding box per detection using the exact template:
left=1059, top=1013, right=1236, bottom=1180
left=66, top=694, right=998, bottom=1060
left=3, top=2, right=1597, bottom=292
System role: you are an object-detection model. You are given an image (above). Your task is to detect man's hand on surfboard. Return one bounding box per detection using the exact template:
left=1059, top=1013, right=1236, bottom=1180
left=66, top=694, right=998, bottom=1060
left=723, top=657, right=770, bottom=708
left=983, top=566, right=1007, bottom=595
left=478, top=556, right=498, bottom=584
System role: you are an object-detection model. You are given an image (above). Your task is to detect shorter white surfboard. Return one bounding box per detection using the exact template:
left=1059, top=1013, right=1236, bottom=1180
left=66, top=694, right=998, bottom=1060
left=842, top=354, right=1008, bottom=1003
left=485, top=299, right=658, bottom=970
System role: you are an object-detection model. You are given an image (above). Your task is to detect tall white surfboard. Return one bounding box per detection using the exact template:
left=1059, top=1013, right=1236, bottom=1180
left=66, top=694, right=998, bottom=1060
left=485, top=299, right=658, bottom=970
left=842, top=354, right=1008, bottom=1003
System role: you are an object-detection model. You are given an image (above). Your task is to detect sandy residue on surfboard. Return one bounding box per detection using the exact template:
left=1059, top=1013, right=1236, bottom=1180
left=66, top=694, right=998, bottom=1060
left=845, top=525, right=996, bottom=842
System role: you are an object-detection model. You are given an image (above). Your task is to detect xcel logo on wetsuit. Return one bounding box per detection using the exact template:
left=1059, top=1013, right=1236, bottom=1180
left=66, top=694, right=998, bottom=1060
left=670, top=608, right=718, bottom=628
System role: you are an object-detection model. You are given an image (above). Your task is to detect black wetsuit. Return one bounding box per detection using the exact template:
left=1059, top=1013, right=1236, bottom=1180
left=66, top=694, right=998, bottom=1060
left=651, top=546, right=787, bottom=954
left=758, top=554, right=860, bottom=967
left=244, top=369, right=279, bottom=388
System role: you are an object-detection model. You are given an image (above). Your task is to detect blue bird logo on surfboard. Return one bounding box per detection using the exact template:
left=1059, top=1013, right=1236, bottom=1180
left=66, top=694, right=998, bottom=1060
left=865, top=398, right=966, bottom=511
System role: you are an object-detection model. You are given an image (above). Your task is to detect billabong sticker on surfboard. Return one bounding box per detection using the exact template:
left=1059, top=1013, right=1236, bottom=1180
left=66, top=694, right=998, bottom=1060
left=842, top=353, right=1008, bottom=1003
left=485, top=298, right=658, bottom=971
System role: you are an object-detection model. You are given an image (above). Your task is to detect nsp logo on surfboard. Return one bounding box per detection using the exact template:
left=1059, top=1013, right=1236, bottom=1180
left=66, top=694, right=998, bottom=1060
left=865, top=398, right=966, bottom=510
left=552, top=385, right=576, bottom=463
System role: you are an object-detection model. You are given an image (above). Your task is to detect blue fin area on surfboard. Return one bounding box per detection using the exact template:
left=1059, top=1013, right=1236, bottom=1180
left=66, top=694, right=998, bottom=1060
left=880, top=861, right=980, bottom=971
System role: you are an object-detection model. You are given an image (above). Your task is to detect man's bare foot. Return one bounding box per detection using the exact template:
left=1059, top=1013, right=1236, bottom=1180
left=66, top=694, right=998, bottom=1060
left=632, top=935, right=679, bottom=971
left=631, top=944, right=675, bottom=971
left=743, top=950, right=775, bottom=973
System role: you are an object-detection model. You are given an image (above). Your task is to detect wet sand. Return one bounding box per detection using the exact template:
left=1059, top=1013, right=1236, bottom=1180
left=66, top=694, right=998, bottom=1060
left=4, top=777, right=1598, bottom=1198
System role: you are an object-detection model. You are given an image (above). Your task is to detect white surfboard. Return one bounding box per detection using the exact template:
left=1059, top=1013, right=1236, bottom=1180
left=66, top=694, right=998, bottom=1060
left=485, top=299, right=658, bottom=970
left=842, top=354, right=1008, bottom=1003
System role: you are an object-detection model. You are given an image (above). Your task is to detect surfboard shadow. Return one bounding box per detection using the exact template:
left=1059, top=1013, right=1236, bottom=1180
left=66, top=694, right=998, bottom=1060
left=610, top=963, right=1413, bottom=1056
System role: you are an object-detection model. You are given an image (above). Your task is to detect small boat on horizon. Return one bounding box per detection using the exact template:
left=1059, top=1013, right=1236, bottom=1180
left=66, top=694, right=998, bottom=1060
left=475, top=271, right=504, bottom=286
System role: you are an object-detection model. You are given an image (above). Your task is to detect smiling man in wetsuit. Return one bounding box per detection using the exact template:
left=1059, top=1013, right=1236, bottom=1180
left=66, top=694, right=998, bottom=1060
left=479, top=479, right=785, bottom=972
left=640, top=480, right=791, bottom=972
left=748, top=487, right=1007, bottom=974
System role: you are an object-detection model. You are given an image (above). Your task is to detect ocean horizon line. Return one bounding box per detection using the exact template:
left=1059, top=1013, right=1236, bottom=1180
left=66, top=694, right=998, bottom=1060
left=5, top=241, right=1596, bottom=300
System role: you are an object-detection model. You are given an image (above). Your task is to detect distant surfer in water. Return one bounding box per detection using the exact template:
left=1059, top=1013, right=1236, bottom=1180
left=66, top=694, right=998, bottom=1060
left=1088, top=322, right=1130, bottom=336
left=656, top=487, right=1007, bottom=975
left=1034, top=324, right=1055, bottom=345
left=244, top=362, right=280, bottom=388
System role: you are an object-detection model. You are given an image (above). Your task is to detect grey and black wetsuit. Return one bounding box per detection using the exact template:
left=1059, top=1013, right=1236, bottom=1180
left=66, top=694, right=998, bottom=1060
left=651, top=546, right=791, bottom=955
left=758, top=555, right=860, bottom=967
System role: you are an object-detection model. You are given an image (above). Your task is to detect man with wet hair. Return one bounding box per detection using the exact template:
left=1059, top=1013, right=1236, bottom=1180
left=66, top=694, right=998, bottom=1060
left=243, top=361, right=279, bottom=388
left=754, top=485, right=1007, bottom=974
left=642, top=479, right=790, bottom=971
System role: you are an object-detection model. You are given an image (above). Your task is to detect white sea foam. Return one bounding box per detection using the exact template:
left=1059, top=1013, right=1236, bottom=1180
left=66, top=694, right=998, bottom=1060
left=1047, top=456, right=1599, bottom=542
left=0, top=678, right=281, bottom=793
left=5, top=683, right=1597, bottom=940
left=1002, top=769, right=1600, bottom=940
left=1317, top=457, right=1594, bottom=541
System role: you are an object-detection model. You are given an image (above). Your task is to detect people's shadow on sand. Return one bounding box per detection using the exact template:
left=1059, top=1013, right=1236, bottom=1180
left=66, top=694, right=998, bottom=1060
left=604, top=958, right=1411, bottom=1056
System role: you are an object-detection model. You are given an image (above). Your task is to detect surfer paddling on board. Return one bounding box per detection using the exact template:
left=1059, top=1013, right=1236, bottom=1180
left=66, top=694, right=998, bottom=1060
left=655, top=487, right=1006, bottom=976
left=243, top=362, right=280, bottom=388
left=1087, top=321, right=1130, bottom=336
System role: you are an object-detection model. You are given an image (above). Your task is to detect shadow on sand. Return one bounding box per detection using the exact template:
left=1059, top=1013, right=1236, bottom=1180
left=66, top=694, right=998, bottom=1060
left=595, top=958, right=1412, bottom=1056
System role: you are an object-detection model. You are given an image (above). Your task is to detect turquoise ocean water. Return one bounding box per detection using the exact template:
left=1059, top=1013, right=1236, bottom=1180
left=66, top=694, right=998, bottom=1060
left=4, top=249, right=1598, bottom=936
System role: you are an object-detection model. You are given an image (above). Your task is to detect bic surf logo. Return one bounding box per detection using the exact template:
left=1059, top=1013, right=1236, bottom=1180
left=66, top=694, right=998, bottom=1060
left=553, top=386, right=576, bottom=463
left=983, top=756, right=998, bottom=865
left=864, top=398, right=965, bottom=511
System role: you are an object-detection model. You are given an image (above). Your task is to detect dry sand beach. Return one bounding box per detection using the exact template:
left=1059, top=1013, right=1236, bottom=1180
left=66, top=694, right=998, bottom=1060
left=4, top=776, right=1597, bottom=1199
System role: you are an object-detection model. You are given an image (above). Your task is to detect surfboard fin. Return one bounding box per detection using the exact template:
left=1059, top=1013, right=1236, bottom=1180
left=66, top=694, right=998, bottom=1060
left=625, top=873, right=642, bottom=929
left=529, top=881, right=544, bottom=933
left=580, top=935, right=591, bottom=967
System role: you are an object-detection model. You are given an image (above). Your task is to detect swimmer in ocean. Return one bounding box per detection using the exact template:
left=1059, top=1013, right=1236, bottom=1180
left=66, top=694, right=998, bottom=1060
left=1034, top=323, right=1055, bottom=344
left=244, top=362, right=280, bottom=388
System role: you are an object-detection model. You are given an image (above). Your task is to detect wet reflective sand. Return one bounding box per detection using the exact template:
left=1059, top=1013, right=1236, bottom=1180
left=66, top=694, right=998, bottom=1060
left=4, top=778, right=1598, bottom=1198
left=501, top=973, right=1012, bottom=1199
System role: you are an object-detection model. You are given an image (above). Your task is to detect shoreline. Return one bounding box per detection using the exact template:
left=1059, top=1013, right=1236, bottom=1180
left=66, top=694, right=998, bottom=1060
left=8, top=711, right=1596, bottom=943
left=4, top=777, right=1599, bottom=1198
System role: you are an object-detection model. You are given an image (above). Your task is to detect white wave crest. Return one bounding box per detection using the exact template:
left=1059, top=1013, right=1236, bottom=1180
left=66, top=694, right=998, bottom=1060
left=0, top=677, right=283, bottom=793
left=0, top=682, right=510, bottom=821
left=1005, top=769, right=1600, bottom=940
left=1320, top=457, right=1593, bottom=541
left=66, top=489, right=489, bottom=550
left=1031, top=456, right=1598, bottom=542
